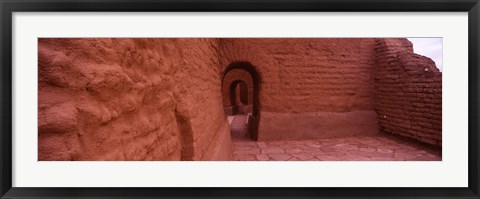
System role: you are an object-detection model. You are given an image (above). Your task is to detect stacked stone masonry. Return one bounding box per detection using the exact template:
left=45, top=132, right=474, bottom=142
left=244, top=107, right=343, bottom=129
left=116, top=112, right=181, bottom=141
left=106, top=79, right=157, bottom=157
left=38, top=38, right=232, bottom=161
left=374, top=39, right=442, bottom=147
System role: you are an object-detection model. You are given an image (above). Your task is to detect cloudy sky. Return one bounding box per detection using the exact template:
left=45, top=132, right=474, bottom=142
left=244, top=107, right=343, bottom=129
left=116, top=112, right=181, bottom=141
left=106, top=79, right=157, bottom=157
left=407, top=38, right=443, bottom=72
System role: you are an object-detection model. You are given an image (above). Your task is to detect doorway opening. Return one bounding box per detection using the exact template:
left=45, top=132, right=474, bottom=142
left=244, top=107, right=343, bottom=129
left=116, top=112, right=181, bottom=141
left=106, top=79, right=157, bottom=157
left=230, top=80, right=249, bottom=115
left=221, top=61, right=260, bottom=141
left=228, top=80, right=251, bottom=141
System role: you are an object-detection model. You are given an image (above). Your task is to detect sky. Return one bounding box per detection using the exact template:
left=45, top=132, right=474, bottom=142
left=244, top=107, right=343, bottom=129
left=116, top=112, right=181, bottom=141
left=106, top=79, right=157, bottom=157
left=407, top=38, right=443, bottom=72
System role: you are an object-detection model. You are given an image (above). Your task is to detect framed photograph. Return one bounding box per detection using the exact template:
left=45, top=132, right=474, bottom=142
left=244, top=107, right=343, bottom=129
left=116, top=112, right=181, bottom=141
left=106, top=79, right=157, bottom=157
left=1, top=0, right=479, bottom=198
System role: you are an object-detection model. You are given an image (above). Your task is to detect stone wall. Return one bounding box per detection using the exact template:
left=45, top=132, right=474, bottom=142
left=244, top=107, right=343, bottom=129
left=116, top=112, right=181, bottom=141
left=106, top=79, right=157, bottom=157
left=374, top=38, right=442, bottom=147
left=38, top=38, right=232, bottom=160
left=218, top=38, right=379, bottom=140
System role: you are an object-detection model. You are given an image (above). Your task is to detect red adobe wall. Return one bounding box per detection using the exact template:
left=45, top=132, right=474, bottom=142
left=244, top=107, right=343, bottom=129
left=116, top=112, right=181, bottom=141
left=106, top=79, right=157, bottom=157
left=374, top=38, right=442, bottom=146
left=218, top=38, right=380, bottom=140
left=38, top=38, right=232, bottom=160
left=222, top=68, right=254, bottom=115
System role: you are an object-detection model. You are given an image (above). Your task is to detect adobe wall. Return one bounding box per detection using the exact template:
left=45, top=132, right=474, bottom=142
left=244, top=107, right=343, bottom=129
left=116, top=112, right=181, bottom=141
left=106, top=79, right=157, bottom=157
left=38, top=38, right=232, bottom=160
left=218, top=39, right=380, bottom=140
left=374, top=39, right=442, bottom=146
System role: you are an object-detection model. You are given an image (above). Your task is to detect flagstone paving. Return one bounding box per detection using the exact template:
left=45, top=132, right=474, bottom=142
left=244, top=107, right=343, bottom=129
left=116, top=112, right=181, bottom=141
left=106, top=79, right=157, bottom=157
left=229, top=115, right=442, bottom=161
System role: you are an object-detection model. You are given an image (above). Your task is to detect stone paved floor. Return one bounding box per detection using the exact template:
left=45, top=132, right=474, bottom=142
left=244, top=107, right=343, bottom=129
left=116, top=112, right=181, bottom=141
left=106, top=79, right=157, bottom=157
left=229, top=115, right=442, bottom=161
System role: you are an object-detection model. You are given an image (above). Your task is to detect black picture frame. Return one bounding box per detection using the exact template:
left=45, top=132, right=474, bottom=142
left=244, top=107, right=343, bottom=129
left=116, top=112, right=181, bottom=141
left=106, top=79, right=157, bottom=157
left=1, top=0, right=479, bottom=198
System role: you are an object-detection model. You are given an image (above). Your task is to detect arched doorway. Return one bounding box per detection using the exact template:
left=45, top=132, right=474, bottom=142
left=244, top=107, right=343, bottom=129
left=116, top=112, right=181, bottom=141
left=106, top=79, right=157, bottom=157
left=221, top=61, right=260, bottom=141
left=230, top=80, right=249, bottom=115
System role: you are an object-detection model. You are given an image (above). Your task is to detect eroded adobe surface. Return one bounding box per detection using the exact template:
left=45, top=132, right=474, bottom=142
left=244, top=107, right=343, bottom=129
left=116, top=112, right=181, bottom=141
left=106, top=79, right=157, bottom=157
left=38, top=38, right=231, bottom=160
left=38, top=38, right=441, bottom=160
